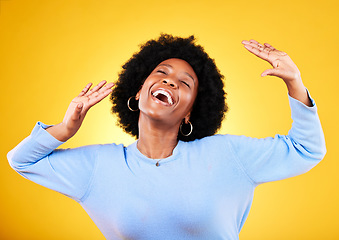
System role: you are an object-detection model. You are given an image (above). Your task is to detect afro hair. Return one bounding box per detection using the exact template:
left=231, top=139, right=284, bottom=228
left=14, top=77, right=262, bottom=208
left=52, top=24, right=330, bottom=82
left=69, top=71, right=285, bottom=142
left=111, top=34, right=228, bottom=142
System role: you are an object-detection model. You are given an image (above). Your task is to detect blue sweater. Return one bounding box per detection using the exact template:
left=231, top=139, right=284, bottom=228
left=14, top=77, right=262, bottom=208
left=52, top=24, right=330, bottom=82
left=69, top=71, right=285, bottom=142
left=8, top=94, right=326, bottom=240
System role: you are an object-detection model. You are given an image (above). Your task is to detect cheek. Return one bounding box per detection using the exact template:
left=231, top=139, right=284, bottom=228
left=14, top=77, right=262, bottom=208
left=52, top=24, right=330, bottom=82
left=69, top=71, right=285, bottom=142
left=180, top=90, right=196, bottom=109
left=138, top=89, right=149, bottom=109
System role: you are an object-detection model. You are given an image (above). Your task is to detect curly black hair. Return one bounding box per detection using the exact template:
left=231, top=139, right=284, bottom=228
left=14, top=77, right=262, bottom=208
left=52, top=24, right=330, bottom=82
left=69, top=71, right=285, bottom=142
left=111, top=34, right=228, bottom=142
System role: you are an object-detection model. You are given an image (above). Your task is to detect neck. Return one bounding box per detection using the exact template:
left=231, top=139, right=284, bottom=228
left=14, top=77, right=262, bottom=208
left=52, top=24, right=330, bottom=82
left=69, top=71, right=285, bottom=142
left=137, top=114, right=180, bottom=159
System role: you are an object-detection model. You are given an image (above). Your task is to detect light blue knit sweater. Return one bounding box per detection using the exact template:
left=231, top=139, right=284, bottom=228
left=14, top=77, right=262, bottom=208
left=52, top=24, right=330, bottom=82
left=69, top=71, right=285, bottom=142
left=8, top=93, right=326, bottom=240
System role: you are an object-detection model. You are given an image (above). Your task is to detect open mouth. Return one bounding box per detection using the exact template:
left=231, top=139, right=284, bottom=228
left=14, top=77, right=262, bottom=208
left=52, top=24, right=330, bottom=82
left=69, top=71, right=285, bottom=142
left=151, top=89, right=174, bottom=106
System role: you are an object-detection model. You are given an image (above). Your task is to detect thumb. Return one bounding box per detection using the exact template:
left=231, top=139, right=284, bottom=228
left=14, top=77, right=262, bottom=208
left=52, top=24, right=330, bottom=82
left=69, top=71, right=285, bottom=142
left=261, top=68, right=283, bottom=78
left=71, top=102, right=83, bottom=121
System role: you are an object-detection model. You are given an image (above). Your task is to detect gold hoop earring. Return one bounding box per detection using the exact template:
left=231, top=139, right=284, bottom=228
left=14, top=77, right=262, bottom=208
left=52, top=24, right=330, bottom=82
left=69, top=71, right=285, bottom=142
left=180, top=120, right=193, bottom=137
left=127, top=96, right=139, bottom=111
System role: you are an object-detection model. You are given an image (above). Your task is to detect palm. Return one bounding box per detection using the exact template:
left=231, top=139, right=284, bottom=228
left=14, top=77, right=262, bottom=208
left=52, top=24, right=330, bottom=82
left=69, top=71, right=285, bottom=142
left=63, top=80, right=114, bottom=133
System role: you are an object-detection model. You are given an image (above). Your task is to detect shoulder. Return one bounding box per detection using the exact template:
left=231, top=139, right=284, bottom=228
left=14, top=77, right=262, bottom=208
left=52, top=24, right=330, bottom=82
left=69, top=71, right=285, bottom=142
left=183, top=134, right=235, bottom=150
left=190, top=134, right=237, bottom=144
left=183, top=134, right=257, bottom=155
left=54, top=143, right=126, bottom=159
left=94, top=142, right=125, bottom=151
left=89, top=143, right=126, bottom=157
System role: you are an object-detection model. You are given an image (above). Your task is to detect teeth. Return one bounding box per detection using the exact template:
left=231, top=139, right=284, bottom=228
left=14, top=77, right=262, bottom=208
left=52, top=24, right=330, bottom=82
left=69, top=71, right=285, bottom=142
left=152, top=90, right=173, bottom=105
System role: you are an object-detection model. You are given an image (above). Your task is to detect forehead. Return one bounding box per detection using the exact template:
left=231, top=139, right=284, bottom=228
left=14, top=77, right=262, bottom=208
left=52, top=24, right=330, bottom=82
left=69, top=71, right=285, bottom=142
left=156, top=58, right=197, bottom=79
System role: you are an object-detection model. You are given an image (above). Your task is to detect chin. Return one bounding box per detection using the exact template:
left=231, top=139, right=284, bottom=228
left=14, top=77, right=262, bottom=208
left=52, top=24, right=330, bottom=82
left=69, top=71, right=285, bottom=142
left=140, top=108, right=169, bottom=121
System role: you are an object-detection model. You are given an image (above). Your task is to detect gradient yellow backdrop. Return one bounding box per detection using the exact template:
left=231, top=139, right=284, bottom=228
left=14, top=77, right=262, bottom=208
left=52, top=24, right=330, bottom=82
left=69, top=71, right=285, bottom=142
left=1, top=0, right=338, bottom=239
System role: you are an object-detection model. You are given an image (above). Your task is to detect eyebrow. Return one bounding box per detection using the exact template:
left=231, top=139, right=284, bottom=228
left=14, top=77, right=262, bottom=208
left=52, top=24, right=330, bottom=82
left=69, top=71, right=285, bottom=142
left=158, top=64, right=195, bottom=83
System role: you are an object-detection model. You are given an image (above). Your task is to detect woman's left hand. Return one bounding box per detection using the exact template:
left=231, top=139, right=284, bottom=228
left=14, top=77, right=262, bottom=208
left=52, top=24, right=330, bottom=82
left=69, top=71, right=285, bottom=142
left=242, top=39, right=301, bottom=83
left=242, top=39, right=312, bottom=106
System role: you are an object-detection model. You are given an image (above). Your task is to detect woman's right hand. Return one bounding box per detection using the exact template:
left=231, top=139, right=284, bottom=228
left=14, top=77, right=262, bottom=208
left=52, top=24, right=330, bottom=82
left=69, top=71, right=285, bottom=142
left=47, top=81, right=114, bottom=142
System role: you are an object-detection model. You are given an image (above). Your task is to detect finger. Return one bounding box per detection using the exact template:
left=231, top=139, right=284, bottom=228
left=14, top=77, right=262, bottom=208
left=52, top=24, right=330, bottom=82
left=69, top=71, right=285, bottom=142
left=264, top=43, right=276, bottom=52
left=71, top=102, right=83, bottom=121
left=97, top=82, right=115, bottom=94
left=264, top=43, right=275, bottom=49
left=88, top=87, right=113, bottom=106
left=78, top=83, right=93, bottom=97
left=249, top=39, right=259, bottom=44
left=243, top=40, right=273, bottom=51
left=94, top=87, right=113, bottom=103
left=242, top=40, right=279, bottom=64
left=250, top=40, right=265, bottom=50
left=261, top=68, right=283, bottom=77
left=243, top=40, right=271, bottom=52
left=85, top=80, right=107, bottom=97
left=85, top=80, right=107, bottom=96
left=243, top=43, right=270, bottom=61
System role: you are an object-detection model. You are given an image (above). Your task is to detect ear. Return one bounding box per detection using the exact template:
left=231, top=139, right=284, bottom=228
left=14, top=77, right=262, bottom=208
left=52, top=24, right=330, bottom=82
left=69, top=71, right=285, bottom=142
left=135, top=86, right=143, bottom=100
left=184, top=113, right=191, bottom=124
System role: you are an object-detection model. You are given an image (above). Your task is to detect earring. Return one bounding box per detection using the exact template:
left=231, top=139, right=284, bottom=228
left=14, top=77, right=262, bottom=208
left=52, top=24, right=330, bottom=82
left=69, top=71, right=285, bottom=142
left=127, top=96, right=139, bottom=111
left=180, top=120, right=193, bottom=137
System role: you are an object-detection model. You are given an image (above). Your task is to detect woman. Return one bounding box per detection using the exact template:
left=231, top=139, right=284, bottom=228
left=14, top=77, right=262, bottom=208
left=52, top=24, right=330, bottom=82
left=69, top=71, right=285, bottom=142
left=8, top=34, right=326, bottom=239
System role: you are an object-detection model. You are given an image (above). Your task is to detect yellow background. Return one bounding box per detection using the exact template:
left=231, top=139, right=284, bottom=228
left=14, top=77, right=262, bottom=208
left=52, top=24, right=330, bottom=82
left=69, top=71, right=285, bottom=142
left=1, top=0, right=338, bottom=239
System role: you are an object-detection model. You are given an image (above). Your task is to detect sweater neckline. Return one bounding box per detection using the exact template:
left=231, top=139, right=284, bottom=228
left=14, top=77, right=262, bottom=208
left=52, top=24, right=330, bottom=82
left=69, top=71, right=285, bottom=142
left=129, top=140, right=183, bottom=166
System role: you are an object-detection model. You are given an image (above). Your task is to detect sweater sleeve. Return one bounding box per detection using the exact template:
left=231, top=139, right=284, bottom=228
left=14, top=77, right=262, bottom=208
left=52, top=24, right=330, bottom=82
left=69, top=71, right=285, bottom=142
left=227, top=91, right=326, bottom=185
left=7, top=122, right=99, bottom=202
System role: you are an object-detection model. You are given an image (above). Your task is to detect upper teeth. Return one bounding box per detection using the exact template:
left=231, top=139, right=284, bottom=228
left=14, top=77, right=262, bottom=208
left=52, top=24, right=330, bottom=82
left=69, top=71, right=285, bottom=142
left=152, top=90, right=173, bottom=105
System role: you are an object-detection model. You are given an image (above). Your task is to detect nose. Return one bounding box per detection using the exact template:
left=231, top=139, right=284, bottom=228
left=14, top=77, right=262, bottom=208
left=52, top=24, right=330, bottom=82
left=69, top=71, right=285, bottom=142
left=162, top=79, right=178, bottom=89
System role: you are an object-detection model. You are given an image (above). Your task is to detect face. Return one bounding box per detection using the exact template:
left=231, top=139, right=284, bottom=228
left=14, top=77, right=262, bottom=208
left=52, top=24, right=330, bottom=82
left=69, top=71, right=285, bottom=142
left=136, top=58, right=199, bottom=126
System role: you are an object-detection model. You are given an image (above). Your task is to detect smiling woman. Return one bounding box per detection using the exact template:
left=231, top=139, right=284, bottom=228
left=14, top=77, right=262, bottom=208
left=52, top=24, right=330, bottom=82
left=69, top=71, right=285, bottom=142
left=7, top=34, right=326, bottom=240
left=112, top=34, right=227, bottom=142
left=135, top=58, right=200, bottom=159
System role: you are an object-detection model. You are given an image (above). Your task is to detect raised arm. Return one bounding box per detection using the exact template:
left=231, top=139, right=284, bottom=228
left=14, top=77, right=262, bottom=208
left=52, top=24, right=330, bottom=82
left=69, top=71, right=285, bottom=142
left=241, top=39, right=311, bottom=107
left=47, top=80, right=114, bottom=141
left=225, top=40, right=326, bottom=184
left=7, top=81, right=114, bottom=201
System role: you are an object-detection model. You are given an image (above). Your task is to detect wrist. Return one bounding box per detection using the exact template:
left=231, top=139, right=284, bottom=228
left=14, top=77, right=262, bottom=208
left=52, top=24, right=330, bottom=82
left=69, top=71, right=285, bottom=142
left=46, top=123, right=73, bottom=142
left=286, top=77, right=305, bottom=94
left=285, top=79, right=312, bottom=107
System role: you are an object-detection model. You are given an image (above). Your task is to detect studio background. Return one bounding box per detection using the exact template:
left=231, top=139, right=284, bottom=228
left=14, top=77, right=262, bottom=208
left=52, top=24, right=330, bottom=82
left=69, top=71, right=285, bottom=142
left=1, top=0, right=338, bottom=239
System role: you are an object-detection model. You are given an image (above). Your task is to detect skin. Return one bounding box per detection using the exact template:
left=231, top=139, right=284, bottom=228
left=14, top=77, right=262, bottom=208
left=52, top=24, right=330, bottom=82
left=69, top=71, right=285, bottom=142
left=241, top=40, right=312, bottom=107
left=46, top=80, right=114, bottom=141
left=47, top=40, right=312, bottom=160
left=135, top=58, right=199, bottom=159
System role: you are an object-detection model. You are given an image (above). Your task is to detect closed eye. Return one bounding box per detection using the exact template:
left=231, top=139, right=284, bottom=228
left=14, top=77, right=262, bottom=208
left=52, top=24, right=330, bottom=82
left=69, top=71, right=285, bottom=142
left=181, top=80, right=190, bottom=88
left=157, top=70, right=167, bottom=74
